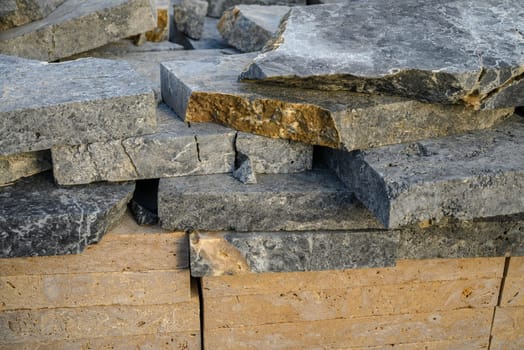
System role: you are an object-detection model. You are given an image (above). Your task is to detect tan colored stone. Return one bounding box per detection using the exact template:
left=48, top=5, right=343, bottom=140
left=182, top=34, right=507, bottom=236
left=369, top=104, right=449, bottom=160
left=339, top=338, right=489, bottom=350
left=490, top=306, right=524, bottom=350
left=500, top=278, right=524, bottom=307
left=202, top=257, right=505, bottom=297
left=506, top=256, right=524, bottom=277
left=146, top=4, right=169, bottom=42
left=205, top=308, right=493, bottom=349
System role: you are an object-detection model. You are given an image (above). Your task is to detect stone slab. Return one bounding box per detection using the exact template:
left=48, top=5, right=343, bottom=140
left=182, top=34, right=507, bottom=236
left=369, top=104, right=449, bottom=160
left=158, top=169, right=382, bottom=232
left=173, top=16, right=233, bottom=50
left=0, top=0, right=65, bottom=31
left=322, top=116, right=524, bottom=228
left=490, top=306, right=524, bottom=350
left=189, top=229, right=398, bottom=276
left=0, top=150, right=51, bottom=186
left=161, top=52, right=513, bottom=150
left=51, top=104, right=236, bottom=185
left=0, top=0, right=156, bottom=61
left=173, top=0, right=208, bottom=40
left=0, top=55, right=156, bottom=157
left=341, top=339, right=489, bottom=350
left=0, top=172, right=134, bottom=258
left=146, top=0, right=169, bottom=42
left=207, top=0, right=305, bottom=18
left=218, top=5, right=290, bottom=52
left=240, top=1, right=524, bottom=110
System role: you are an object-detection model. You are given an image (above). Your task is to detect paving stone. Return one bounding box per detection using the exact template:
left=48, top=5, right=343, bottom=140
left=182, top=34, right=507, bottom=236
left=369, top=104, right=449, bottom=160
left=217, top=5, right=290, bottom=52
left=0, top=0, right=156, bottom=61
left=0, top=55, right=156, bottom=157
left=0, top=172, right=134, bottom=258
left=0, top=151, right=51, bottom=186
left=158, top=169, right=382, bottom=232
left=240, top=1, right=524, bottom=110
left=172, top=0, right=208, bottom=40
left=206, top=0, right=305, bottom=18
left=321, top=116, right=524, bottom=228
left=190, top=229, right=398, bottom=276
left=0, top=0, right=65, bottom=31
left=52, top=104, right=235, bottom=185
left=161, top=53, right=513, bottom=150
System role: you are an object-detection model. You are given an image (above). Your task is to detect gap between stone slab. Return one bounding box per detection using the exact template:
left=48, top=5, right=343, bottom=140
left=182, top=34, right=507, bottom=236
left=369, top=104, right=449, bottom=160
left=487, top=255, right=512, bottom=349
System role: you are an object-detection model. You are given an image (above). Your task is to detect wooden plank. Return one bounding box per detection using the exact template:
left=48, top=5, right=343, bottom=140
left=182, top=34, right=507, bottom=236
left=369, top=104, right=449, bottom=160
left=490, top=306, right=524, bottom=350
left=0, top=270, right=191, bottom=311
left=202, top=257, right=504, bottom=297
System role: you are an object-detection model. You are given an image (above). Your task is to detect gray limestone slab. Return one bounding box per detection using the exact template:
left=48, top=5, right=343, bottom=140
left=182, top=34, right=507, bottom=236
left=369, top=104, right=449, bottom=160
left=173, top=0, right=208, bottom=40
left=217, top=5, right=290, bottom=52
left=0, top=0, right=65, bottom=31
left=161, top=53, right=513, bottom=150
left=0, top=55, right=156, bottom=156
left=206, top=0, right=305, bottom=18
left=240, top=1, right=524, bottom=110
left=52, top=104, right=235, bottom=185
left=0, top=151, right=51, bottom=186
left=189, top=229, right=398, bottom=276
left=0, top=172, right=134, bottom=258
left=158, top=170, right=382, bottom=232
left=0, top=0, right=156, bottom=61
left=321, top=116, right=524, bottom=229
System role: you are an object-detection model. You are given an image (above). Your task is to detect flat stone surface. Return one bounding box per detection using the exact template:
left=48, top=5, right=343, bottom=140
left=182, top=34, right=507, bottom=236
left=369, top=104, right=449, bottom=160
left=52, top=104, right=235, bottom=185
left=206, top=0, right=305, bottom=18
left=158, top=169, right=382, bottom=232
left=0, top=0, right=65, bottom=31
left=190, top=230, right=398, bottom=276
left=0, top=172, right=134, bottom=258
left=0, top=0, right=156, bottom=61
left=321, top=116, right=524, bottom=228
left=0, top=55, right=156, bottom=156
left=0, top=151, right=51, bottom=186
left=240, top=1, right=524, bottom=110
left=217, top=5, right=290, bottom=52
left=161, top=53, right=513, bottom=150
left=173, top=0, right=208, bottom=40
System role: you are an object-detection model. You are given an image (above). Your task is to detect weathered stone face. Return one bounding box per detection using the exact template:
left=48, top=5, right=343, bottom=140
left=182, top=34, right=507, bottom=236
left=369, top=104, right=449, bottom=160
left=0, top=55, right=156, bottom=156
left=0, top=151, right=51, bottom=186
left=240, top=1, right=524, bottom=110
left=0, top=0, right=65, bottom=31
left=161, top=53, right=513, bottom=150
left=321, top=116, right=524, bottom=229
left=0, top=172, right=134, bottom=258
left=206, top=0, right=305, bottom=18
left=173, top=0, right=208, bottom=40
left=0, top=0, right=156, bottom=61
left=217, top=5, right=290, bottom=52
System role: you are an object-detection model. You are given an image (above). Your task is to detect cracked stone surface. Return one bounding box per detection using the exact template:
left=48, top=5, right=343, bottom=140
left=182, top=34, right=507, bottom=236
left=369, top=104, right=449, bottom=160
left=189, top=230, right=398, bottom=276
left=158, top=169, right=382, bottom=232
left=0, top=0, right=156, bottom=61
left=206, top=0, right=305, bottom=18
left=0, top=0, right=65, bottom=31
left=217, top=5, right=290, bottom=52
left=173, top=0, right=208, bottom=40
left=0, top=151, right=51, bottom=186
left=0, top=55, right=156, bottom=157
left=52, top=104, right=236, bottom=185
left=161, top=53, right=513, bottom=150
left=321, top=115, right=524, bottom=229
left=0, top=172, right=134, bottom=258
left=240, top=1, right=524, bottom=110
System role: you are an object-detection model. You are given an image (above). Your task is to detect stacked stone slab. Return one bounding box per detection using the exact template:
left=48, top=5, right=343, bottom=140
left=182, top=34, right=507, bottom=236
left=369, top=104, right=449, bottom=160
left=206, top=0, right=305, bottom=18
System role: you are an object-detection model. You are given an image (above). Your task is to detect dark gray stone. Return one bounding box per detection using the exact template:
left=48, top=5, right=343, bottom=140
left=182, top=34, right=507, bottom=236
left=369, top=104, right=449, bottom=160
left=0, top=0, right=156, bottom=61
left=189, top=229, right=398, bottom=276
left=172, top=16, right=233, bottom=50
left=173, top=0, right=208, bottom=40
left=240, top=1, right=524, bottom=110
left=0, top=55, right=156, bottom=157
left=206, top=0, right=305, bottom=18
left=232, top=154, right=257, bottom=184
left=158, top=170, right=382, bottom=232
left=161, top=52, right=513, bottom=150
left=52, top=104, right=235, bottom=185
left=321, top=116, right=524, bottom=229
left=217, top=5, right=290, bottom=52
left=0, top=0, right=65, bottom=31
left=0, top=151, right=51, bottom=186
left=0, top=172, right=134, bottom=258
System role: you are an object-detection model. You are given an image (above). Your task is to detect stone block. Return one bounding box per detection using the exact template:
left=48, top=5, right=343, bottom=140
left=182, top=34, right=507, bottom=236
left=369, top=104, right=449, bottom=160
left=500, top=257, right=524, bottom=307
left=190, top=229, right=398, bottom=276
left=0, top=151, right=51, bottom=186
left=217, top=5, right=290, bottom=52
left=158, top=170, right=382, bottom=232
left=52, top=104, right=235, bottom=185
left=0, top=172, right=134, bottom=258
left=240, top=2, right=524, bottom=110
left=206, top=0, right=305, bottom=18
left=490, top=306, right=524, bottom=350
left=146, top=0, right=170, bottom=42
left=161, top=53, right=512, bottom=150
left=173, top=0, right=208, bottom=40
left=0, top=0, right=156, bottom=61
left=322, top=116, right=524, bottom=228
left=0, top=55, right=156, bottom=157
left=0, top=0, right=65, bottom=31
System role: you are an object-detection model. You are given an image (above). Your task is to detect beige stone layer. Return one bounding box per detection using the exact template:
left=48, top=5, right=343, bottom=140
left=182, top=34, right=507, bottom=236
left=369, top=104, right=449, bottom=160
left=202, top=257, right=505, bottom=297
left=204, top=279, right=499, bottom=329
left=490, top=306, right=524, bottom=350
left=204, top=308, right=493, bottom=349
left=146, top=5, right=168, bottom=42
left=0, top=270, right=190, bottom=311
left=338, top=338, right=488, bottom=350
left=506, top=256, right=524, bottom=277
left=500, top=257, right=524, bottom=306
